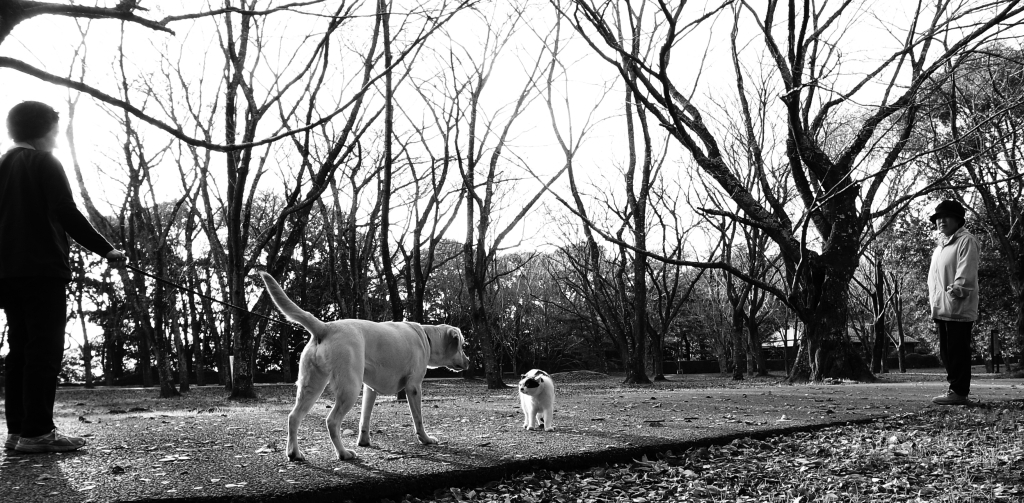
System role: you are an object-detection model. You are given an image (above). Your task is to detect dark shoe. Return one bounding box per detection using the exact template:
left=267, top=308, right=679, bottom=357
left=932, top=390, right=969, bottom=405
left=14, top=429, right=86, bottom=453
left=4, top=434, right=19, bottom=450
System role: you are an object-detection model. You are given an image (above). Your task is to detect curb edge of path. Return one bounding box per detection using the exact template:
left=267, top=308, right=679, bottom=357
left=144, top=415, right=891, bottom=503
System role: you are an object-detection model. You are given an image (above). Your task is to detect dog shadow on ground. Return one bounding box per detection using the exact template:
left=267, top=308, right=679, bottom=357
left=289, top=441, right=488, bottom=486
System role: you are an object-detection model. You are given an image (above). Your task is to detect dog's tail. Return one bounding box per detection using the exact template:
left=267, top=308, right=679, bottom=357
left=258, top=271, right=328, bottom=344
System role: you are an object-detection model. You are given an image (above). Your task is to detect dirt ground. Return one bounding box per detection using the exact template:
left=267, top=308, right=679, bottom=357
left=1, top=368, right=1021, bottom=502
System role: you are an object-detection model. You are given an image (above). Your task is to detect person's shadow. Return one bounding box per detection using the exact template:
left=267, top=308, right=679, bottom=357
left=0, top=447, right=88, bottom=502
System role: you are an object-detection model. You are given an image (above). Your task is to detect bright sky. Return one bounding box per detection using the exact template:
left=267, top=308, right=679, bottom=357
left=0, top=1, right=629, bottom=233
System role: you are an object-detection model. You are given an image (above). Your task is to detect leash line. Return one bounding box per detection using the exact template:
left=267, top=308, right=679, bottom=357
left=121, top=264, right=294, bottom=329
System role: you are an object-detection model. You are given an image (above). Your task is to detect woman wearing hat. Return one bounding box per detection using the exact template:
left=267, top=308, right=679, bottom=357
left=927, top=199, right=980, bottom=405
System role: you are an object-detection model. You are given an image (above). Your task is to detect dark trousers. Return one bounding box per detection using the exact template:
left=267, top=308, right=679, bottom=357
left=2, top=278, right=68, bottom=438
left=936, top=319, right=973, bottom=397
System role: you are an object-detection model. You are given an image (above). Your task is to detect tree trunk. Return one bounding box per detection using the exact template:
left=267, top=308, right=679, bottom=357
left=651, top=326, right=667, bottom=381
left=103, top=334, right=120, bottom=386
left=731, top=307, right=745, bottom=380
left=1015, top=286, right=1024, bottom=373
left=871, top=320, right=886, bottom=374
left=73, top=261, right=94, bottom=388
left=621, top=29, right=652, bottom=386
left=102, top=272, right=123, bottom=386
left=222, top=4, right=257, bottom=400
left=153, top=286, right=180, bottom=397
left=199, top=276, right=229, bottom=388
left=716, top=348, right=730, bottom=378
left=185, top=211, right=205, bottom=387
left=784, top=231, right=876, bottom=383
left=171, top=308, right=190, bottom=393
left=229, top=291, right=257, bottom=399
left=194, top=316, right=206, bottom=386
left=870, top=256, right=887, bottom=373
left=379, top=0, right=404, bottom=323
left=894, top=290, right=907, bottom=373
left=189, top=293, right=204, bottom=387
left=796, top=286, right=875, bottom=383
left=470, top=288, right=506, bottom=389
left=121, top=266, right=165, bottom=391
left=226, top=188, right=257, bottom=398
left=153, top=332, right=179, bottom=398
left=781, top=317, right=792, bottom=377
left=791, top=335, right=810, bottom=381
left=139, top=309, right=153, bottom=387
left=748, top=314, right=768, bottom=376
left=624, top=252, right=650, bottom=384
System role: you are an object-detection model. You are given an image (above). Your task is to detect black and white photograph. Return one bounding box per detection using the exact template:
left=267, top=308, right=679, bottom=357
left=1, top=1, right=1023, bottom=501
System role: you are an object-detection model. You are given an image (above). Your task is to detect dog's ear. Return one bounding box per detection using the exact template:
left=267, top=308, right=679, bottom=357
left=445, top=326, right=462, bottom=355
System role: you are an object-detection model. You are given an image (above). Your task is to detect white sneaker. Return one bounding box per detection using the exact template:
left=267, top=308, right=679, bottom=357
left=14, top=429, right=87, bottom=453
left=931, top=390, right=969, bottom=405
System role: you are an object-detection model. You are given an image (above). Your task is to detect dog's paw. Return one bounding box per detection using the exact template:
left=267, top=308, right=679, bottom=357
left=419, top=435, right=438, bottom=445
left=287, top=450, right=305, bottom=463
left=357, top=431, right=371, bottom=447
left=338, top=449, right=357, bottom=461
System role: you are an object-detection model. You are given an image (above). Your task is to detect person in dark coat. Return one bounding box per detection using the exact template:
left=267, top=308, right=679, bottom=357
left=1, top=101, right=126, bottom=453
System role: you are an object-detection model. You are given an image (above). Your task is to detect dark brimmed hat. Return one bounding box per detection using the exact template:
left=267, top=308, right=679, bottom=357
left=930, top=200, right=966, bottom=225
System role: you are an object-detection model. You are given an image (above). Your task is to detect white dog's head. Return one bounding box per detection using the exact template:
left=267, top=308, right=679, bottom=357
left=518, top=369, right=550, bottom=396
left=424, top=324, right=470, bottom=372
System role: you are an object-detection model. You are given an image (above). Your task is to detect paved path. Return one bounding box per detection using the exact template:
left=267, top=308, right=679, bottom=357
left=1, top=375, right=1021, bottom=502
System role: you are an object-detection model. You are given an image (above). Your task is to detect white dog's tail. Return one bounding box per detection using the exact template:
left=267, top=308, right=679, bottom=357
left=258, top=271, right=328, bottom=344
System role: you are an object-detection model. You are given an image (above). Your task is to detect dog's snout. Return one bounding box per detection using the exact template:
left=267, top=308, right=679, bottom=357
left=446, top=354, right=470, bottom=373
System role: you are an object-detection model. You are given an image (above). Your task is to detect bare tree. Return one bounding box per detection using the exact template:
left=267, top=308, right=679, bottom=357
left=558, top=0, right=1024, bottom=381
left=0, top=1, right=370, bottom=152
left=378, top=0, right=404, bottom=322
left=540, top=3, right=671, bottom=384
left=457, top=4, right=566, bottom=388
left=215, top=0, right=468, bottom=397
left=251, top=0, right=473, bottom=396
left=645, top=181, right=706, bottom=381
left=852, top=249, right=893, bottom=374
left=69, top=249, right=95, bottom=388
left=394, top=44, right=467, bottom=324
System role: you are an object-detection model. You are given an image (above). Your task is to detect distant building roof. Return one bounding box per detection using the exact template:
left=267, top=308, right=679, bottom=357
left=763, top=326, right=921, bottom=347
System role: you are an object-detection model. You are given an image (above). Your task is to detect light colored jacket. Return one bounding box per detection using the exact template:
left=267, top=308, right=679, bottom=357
left=928, top=227, right=980, bottom=322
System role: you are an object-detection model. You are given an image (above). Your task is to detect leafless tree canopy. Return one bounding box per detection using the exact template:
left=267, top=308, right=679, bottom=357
left=2, top=1, right=1024, bottom=389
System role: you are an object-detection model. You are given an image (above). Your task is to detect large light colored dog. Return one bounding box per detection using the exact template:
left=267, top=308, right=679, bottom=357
left=258, top=272, right=470, bottom=462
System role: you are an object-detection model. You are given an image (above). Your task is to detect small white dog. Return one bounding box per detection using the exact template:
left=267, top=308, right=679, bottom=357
left=259, top=272, right=470, bottom=462
left=518, top=369, right=555, bottom=431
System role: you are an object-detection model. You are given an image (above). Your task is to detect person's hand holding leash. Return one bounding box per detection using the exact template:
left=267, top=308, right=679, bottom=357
left=106, top=249, right=127, bottom=268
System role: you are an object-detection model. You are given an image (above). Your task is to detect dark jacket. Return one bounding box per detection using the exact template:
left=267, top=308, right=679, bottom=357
left=0, top=147, right=114, bottom=281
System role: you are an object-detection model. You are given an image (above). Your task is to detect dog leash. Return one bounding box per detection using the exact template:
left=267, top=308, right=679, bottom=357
left=121, top=263, right=294, bottom=329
